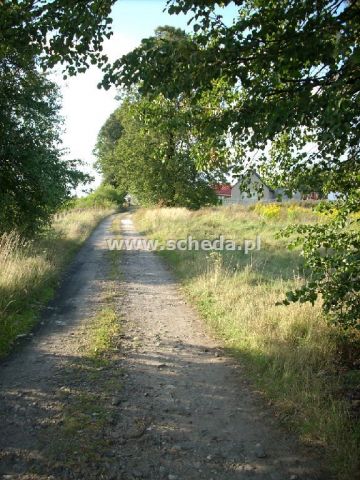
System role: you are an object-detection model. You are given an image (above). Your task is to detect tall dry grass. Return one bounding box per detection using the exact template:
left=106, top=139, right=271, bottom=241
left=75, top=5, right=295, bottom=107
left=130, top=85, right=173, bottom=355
left=0, top=208, right=113, bottom=358
left=134, top=204, right=359, bottom=479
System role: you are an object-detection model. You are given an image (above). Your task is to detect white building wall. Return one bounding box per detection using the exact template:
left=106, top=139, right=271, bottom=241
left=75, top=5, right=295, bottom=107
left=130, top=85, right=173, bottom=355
left=274, top=188, right=302, bottom=201
left=231, top=174, right=275, bottom=204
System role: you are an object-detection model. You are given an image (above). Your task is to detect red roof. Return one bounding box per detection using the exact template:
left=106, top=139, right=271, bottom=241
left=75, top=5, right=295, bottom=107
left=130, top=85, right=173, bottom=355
left=213, top=184, right=231, bottom=197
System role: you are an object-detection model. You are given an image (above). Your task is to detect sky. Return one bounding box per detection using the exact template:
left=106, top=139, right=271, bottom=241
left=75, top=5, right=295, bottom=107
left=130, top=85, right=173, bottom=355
left=57, top=0, right=238, bottom=194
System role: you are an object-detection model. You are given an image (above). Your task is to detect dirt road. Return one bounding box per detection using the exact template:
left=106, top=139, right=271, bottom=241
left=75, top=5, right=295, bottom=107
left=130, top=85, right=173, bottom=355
left=0, top=213, right=326, bottom=479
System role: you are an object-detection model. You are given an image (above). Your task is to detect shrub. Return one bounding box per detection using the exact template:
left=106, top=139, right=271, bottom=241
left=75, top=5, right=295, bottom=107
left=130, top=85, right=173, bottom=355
left=68, top=184, right=126, bottom=210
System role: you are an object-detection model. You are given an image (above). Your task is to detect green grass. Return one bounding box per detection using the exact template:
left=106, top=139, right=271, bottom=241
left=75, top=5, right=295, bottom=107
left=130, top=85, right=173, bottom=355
left=38, top=225, right=124, bottom=475
left=0, top=207, right=114, bottom=358
left=134, top=204, right=360, bottom=480
left=52, top=302, right=122, bottom=465
left=86, top=306, right=120, bottom=361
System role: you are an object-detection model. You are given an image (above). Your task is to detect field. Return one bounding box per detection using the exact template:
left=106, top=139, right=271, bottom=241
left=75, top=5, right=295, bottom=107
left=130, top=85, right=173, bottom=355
left=0, top=207, right=114, bottom=358
left=134, top=203, right=360, bottom=479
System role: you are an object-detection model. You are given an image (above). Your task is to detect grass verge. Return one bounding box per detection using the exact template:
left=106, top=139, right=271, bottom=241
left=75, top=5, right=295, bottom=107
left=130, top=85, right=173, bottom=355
left=0, top=207, right=114, bottom=358
left=134, top=204, right=360, bottom=480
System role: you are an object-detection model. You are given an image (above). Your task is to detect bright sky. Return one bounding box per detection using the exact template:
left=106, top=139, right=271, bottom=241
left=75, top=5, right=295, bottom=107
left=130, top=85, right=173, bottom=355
left=56, top=0, right=237, bottom=193
left=58, top=0, right=238, bottom=193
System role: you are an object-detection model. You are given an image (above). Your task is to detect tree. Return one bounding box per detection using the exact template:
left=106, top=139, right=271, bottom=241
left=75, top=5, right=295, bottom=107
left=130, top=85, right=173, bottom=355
left=0, top=53, right=90, bottom=234
left=96, top=26, right=231, bottom=209
left=105, top=1, right=358, bottom=186
left=0, top=1, right=98, bottom=234
left=102, top=1, right=359, bottom=328
left=95, top=91, right=222, bottom=208
left=93, top=111, right=124, bottom=187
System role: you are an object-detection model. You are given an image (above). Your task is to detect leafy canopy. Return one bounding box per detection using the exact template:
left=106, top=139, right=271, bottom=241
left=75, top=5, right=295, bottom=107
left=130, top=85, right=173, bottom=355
left=95, top=89, right=222, bottom=208
left=1, top=0, right=115, bottom=76
left=104, top=0, right=359, bottom=195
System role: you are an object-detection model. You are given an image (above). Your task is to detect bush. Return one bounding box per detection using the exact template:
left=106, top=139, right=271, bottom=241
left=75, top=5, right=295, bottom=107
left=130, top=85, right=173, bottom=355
left=68, top=184, right=126, bottom=210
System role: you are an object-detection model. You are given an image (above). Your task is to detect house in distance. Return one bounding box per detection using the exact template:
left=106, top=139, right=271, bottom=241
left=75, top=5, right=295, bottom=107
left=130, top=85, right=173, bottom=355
left=213, top=172, right=302, bottom=205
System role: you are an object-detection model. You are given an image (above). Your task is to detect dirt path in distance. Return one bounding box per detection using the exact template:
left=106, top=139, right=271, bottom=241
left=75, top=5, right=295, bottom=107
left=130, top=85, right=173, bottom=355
left=0, top=212, right=328, bottom=480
